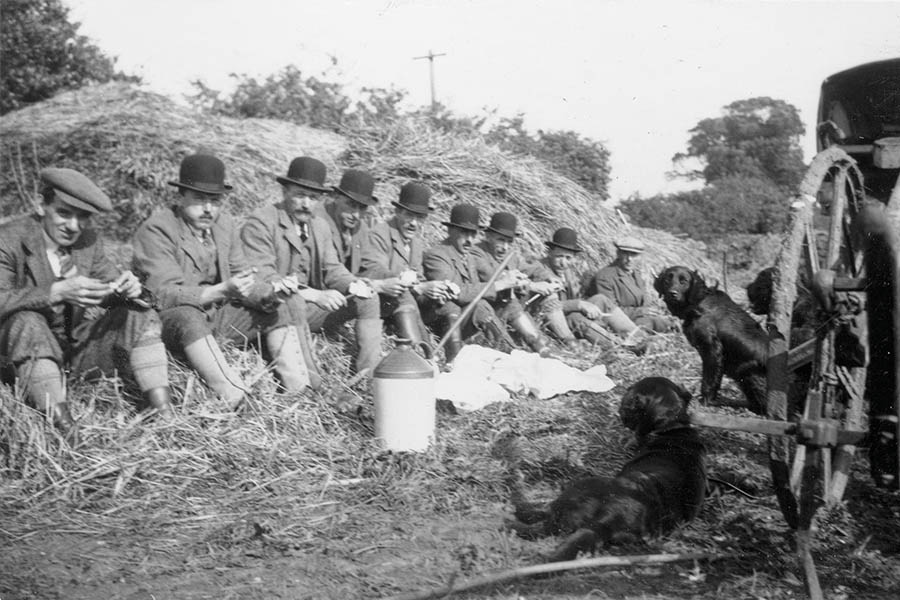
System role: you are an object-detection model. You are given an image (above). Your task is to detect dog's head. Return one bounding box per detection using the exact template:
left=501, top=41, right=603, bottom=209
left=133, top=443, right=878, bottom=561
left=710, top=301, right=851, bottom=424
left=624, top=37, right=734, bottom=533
left=653, top=266, right=710, bottom=317
left=619, top=377, right=692, bottom=440
left=745, top=267, right=775, bottom=316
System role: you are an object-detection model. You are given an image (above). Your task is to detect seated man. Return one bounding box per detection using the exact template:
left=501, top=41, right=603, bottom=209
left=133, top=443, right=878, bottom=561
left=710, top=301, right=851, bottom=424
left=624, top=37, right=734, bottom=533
left=133, top=153, right=313, bottom=405
left=241, top=159, right=383, bottom=378
left=1, top=168, right=173, bottom=443
left=539, top=228, right=648, bottom=351
left=472, top=211, right=555, bottom=356
left=422, top=204, right=516, bottom=363
left=361, top=181, right=448, bottom=351
left=585, top=236, right=674, bottom=333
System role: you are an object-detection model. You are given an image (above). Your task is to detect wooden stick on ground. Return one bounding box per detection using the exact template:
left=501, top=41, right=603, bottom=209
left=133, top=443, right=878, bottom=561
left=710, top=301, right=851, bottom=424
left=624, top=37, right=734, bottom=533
left=383, top=551, right=734, bottom=600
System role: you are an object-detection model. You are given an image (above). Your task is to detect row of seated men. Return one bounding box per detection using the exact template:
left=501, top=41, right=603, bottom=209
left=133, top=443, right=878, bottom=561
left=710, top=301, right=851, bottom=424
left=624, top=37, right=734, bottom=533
left=0, top=153, right=672, bottom=445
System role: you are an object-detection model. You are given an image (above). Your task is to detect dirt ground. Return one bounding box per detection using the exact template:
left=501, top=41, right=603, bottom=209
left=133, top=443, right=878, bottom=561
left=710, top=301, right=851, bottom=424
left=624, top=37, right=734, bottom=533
left=2, top=334, right=899, bottom=600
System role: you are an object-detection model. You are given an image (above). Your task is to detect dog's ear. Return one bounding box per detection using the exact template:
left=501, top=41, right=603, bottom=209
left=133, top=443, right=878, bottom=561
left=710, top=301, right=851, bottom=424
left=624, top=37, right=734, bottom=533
left=685, top=270, right=708, bottom=305
left=672, top=381, right=693, bottom=406
left=653, top=269, right=670, bottom=296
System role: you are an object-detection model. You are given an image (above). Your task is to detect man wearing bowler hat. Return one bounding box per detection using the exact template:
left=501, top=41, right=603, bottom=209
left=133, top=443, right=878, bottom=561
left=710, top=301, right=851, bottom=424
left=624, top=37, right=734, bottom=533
left=586, top=236, right=675, bottom=332
left=0, top=168, right=173, bottom=443
left=472, top=211, right=556, bottom=357
left=361, top=181, right=451, bottom=351
left=539, top=227, right=649, bottom=351
left=422, top=204, right=518, bottom=363
left=241, top=159, right=383, bottom=378
left=133, top=153, right=314, bottom=405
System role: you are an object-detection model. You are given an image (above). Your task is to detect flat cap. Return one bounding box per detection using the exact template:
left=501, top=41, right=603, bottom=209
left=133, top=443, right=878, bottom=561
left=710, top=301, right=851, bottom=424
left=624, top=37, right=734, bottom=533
left=40, top=168, right=112, bottom=214
left=614, top=236, right=645, bottom=253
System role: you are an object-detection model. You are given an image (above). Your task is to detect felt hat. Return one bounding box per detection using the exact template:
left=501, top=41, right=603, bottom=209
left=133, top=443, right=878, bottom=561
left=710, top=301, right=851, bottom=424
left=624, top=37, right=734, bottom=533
left=168, top=154, right=232, bottom=194
left=442, top=204, right=481, bottom=232
left=485, top=212, right=519, bottom=239
left=393, top=182, right=433, bottom=215
left=40, top=168, right=112, bottom=214
left=615, top=236, right=645, bottom=254
left=334, top=169, right=378, bottom=206
left=276, top=157, right=330, bottom=192
left=545, top=227, right=582, bottom=253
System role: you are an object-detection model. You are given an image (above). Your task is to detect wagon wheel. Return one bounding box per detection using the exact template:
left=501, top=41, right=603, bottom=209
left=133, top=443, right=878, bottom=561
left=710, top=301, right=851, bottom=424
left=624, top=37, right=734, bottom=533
left=766, top=147, right=868, bottom=528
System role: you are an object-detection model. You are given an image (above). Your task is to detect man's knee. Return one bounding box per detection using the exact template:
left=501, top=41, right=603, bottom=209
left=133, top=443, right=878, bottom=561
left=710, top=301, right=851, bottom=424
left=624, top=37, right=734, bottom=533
left=0, top=311, right=62, bottom=364
left=159, top=305, right=211, bottom=348
left=353, top=296, right=381, bottom=320
left=586, top=293, right=617, bottom=312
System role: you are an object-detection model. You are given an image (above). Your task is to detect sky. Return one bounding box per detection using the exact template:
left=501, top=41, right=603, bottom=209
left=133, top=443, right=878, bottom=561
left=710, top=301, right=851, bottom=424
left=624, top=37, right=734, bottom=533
left=67, top=0, right=900, bottom=202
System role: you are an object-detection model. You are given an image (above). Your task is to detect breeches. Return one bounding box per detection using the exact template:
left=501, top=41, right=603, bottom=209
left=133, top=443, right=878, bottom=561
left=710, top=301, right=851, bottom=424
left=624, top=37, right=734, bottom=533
left=0, top=306, right=163, bottom=379
left=158, top=297, right=304, bottom=351
left=306, top=294, right=380, bottom=333
left=420, top=298, right=496, bottom=338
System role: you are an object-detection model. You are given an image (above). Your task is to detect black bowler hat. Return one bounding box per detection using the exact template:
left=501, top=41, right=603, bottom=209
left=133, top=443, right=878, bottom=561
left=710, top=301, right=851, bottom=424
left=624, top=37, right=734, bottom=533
left=442, top=204, right=481, bottom=232
left=168, top=154, right=232, bottom=194
left=334, top=169, right=378, bottom=206
left=393, top=182, right=433, bottom=215
left=545, top=227, right=582, bottom=253
left=40, top=168, right=112, bottom=214
left=486, top=212, right=519, bottom=239
left=276, top=157, right=330, bottom=192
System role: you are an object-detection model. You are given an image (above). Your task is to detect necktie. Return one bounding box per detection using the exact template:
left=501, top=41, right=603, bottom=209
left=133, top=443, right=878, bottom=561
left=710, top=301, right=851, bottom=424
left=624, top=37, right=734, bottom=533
left=56, top=247, right=77, bottom=279
left=297, top=223, right=309, bottom=242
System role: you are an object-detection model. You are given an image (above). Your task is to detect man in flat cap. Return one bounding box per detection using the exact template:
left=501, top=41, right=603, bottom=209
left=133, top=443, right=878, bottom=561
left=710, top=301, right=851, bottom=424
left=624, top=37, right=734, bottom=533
left=422, top=204, right=517, bottom=363
left=241, top=159, right=383, bottom=378
left=586, top=236, right=674, bottom=332
left=539, top=228, right=649, bottom=351
left=360, top=181, right=449, bottom=351
left=471, top=211, right=555, bottom=356
left=133, top=153, right=314, bottom=405
left=0, top=168, right=173, bottom=443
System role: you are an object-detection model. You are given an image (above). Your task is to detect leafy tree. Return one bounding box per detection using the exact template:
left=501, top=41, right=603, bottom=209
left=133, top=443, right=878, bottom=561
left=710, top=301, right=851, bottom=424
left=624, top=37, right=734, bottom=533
left=0, top=0, right=137, bottom=114
left=673, top=97, right=806, bottom=191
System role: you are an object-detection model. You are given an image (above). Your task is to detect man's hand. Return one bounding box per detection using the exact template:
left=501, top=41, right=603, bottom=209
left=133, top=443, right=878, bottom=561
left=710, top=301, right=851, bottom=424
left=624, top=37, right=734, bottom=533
left=580, top=300, right=603, bottom=320
left=110, top=270, right=142, bottom=299
left=414, top=280, right=452, bottom=301
left=310, top=289, right=347, bottom=312
left=493, top=271, right=521, bottom=292
left=527, top=280, right=559, bottom=296
left=224, top=269, right=257, bottom=299
left=372, top=277, right=407, bottom=297
left=50, top=276, right=113, bottom=307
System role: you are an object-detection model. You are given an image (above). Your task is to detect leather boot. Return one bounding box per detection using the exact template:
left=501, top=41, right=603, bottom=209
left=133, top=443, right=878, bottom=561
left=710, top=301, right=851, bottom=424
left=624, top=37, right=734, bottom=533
left=265, top=325, right=312, bottom=392
left=50, top=402, right=80, bottom=447
left=544, top=308, right=576, bottom=344
left=184, top=335, right=246, bottom=408
left=479, top=317, right=515, bottom=354
left=393, top=308, right=432, bottom=358
left=355, top=318, right=384, bottom=376
left=577, top=318, right=617, bottom=350
left=510, top=313, right=552, bottom=357
left=442, top=314, right=464, bottom=364
left=297, top=321, right=322, bottom=390
left=142, top=386, right=175, bottom=421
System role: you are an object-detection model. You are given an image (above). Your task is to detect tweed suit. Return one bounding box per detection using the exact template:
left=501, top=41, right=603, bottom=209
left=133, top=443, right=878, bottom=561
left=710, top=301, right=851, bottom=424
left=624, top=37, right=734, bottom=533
left=587, top=263, right=672, bottom=332
left=538, top=257, right=625, bottom=341
left=132, top=206, right=302, bottom=351
left=0, top=214, right=163, bottom=381
left=360, top=217, right=427, bottom=317
left=472, top=242, right=555, bottom=322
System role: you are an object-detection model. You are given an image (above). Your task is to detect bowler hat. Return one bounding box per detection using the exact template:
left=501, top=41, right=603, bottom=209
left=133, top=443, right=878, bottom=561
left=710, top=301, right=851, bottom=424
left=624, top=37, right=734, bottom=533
left=40, top=168, right=112, bottom=214
left=393, top=182, right=433, bottom=215
left=168, top=154, right=232, bottom=194
left=545, top=227, right=582, bottom=253
left=615, top=236, right=645, bottom=253
left=276, top=157, right=330, bottom=192
left=442, top=204, right=481, bottom=232
left=485, top=212, right=519, bottom=239
left=334, top=169, right=378, bottom=206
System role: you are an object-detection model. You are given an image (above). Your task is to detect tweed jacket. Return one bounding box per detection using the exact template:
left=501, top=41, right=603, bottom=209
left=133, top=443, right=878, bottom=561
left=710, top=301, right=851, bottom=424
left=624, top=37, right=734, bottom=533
left=312, top=200, right=371, bottom=276
left=132, top=206, right=263, bottom=311
left=423, top=239, right=496, bottom=305
left=472, top=242, right=555, bottom=282
left=587, top=264, right=648, bottom=309
left=0, top=214, right=120, bottom=325
left=538, top=257, right=585, bottom=314
left=241, top=203, right=355, bottom=294
left=360, top=218, right=424, bottom=280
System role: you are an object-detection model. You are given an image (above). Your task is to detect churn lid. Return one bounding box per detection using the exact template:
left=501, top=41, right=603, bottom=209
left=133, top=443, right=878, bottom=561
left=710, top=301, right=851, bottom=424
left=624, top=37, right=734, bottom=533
left=373, top=340, right=435, bottom=379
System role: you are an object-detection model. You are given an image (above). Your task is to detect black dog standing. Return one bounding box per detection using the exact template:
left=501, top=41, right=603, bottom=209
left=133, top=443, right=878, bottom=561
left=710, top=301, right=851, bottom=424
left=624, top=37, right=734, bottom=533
left=654, top=266, right=768, bottom=415
left=508, top=377, right=707, bottom=562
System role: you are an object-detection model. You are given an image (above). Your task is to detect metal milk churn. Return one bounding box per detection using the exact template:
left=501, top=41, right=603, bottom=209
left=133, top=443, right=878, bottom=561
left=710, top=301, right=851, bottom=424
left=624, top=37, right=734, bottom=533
left=372, top=340, right=436, bottom=452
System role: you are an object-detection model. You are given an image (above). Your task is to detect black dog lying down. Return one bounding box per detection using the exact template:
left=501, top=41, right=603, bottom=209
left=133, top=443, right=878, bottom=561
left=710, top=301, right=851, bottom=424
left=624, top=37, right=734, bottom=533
left=507, top=377, right=707, bottom=561
left=654, top=266, right=768, bottom=414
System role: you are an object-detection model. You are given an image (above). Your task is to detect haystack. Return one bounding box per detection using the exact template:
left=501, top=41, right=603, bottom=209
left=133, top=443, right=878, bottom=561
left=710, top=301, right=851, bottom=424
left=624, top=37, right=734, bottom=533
left=0, top=82, right=712, bottom=276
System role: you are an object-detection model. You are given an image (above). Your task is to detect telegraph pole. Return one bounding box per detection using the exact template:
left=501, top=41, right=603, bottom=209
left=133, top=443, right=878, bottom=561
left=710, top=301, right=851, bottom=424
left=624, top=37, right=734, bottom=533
left=413, top=50, right=446, bottom=111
